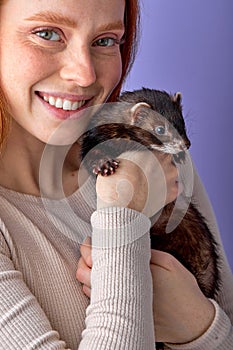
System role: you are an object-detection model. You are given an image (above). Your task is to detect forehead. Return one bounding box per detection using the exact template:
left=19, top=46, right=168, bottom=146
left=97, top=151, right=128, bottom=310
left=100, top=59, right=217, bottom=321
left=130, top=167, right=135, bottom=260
left=0, top=0, right=125, bottom=29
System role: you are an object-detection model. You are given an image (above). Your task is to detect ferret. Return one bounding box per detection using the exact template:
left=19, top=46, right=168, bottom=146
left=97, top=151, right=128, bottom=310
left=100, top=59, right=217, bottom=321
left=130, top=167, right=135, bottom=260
left=81, top=87, right=220, bottom=300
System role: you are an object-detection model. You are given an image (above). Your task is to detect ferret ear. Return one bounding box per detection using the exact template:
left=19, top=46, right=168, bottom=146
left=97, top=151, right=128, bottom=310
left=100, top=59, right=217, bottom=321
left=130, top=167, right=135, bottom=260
left=130, top=102, right=151, bottom=123
left=172, top=92, right=182, bottom=108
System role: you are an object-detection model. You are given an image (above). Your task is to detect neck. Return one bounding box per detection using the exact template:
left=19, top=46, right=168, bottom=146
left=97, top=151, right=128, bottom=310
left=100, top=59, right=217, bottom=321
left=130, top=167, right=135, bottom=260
left=0, top=120, right=82, bottom=198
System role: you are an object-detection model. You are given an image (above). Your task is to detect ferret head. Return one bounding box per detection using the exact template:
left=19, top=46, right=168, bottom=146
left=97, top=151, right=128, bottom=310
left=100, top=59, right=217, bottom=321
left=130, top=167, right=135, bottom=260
left=120, top=88, right=191, bottom=154
left=127, top=98, right=190, bottom=156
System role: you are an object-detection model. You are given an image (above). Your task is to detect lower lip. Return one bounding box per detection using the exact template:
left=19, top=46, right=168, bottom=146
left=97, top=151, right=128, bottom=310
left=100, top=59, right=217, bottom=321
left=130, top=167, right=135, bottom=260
left=36, top=94, right=92, bottom=120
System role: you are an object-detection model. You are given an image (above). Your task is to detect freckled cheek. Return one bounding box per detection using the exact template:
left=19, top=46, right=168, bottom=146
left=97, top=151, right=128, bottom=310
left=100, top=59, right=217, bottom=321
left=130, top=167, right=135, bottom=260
left=98, top=54, right=123, bottom=93
left=1, top=45, right=55, bottom=90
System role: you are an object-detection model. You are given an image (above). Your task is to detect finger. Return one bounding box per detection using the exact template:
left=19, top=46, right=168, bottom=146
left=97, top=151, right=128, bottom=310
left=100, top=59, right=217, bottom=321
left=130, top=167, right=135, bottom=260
left=80, top=236, right=92, bottom=267
left=150, top=249, right=191, bottom=275
left=82, top=285, right=91, bottom=298
left=76, top=257, right=91, bottom=288
left=150, top=249, right=179, bottom=270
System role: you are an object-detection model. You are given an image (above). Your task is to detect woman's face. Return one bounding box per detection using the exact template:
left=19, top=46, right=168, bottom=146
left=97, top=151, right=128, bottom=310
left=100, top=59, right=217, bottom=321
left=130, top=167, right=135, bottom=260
left=0, top=0, right=125, bottom=143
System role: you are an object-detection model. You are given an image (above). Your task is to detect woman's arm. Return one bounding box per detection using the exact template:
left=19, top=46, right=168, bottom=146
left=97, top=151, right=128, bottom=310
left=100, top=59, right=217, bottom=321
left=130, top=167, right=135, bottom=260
left=79, top=208, right=155, bottom=349
left=79, top=153, right=179, bottom=348
left=0, top=212, right=154, bottom=350
left=0, top=227, right=71, bottom=349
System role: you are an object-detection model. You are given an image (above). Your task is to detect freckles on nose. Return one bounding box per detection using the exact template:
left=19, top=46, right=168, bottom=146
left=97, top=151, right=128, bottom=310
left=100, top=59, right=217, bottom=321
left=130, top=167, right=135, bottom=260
left=60, top=50, right=97, bottom=87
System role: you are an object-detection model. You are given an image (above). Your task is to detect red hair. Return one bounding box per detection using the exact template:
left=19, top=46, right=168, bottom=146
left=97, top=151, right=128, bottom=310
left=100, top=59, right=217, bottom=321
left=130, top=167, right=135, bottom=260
left=108, top=0, right=140, bottom=102
left=0, top=0, right=140, bottom=147
left=0, top=0, right=10, bottom=149
left=0, top=86, right=10, bottom=150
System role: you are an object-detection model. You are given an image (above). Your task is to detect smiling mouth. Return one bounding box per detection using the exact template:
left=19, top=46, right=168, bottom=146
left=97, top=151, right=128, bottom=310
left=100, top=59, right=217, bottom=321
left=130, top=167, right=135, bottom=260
left=36, top=92, right=90, bottom=111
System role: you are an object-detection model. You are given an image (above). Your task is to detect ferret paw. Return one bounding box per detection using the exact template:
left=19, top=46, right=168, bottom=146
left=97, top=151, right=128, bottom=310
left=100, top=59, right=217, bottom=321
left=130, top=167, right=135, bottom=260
left=92, top=158, right=120, bottom=176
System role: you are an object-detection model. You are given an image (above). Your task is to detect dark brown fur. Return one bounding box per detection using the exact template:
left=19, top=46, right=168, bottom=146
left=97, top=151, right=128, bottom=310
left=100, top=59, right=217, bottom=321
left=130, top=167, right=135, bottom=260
left=81, top=87, right=220, bottom=313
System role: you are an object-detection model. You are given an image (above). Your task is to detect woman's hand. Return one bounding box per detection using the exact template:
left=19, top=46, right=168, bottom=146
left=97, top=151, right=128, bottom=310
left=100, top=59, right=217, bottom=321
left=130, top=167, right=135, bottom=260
left=150, top=250, right=215, bottom=344
left=96, top=150, right=179, bottom=216
left=77, top=247, right=216, bottom=343
left=76, top=237, right=92, bottom=298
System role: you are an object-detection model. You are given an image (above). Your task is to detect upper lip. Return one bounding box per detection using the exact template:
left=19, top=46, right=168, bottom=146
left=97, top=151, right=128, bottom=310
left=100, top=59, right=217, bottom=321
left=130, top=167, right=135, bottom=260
left=36, top=91, right=94, bottom=102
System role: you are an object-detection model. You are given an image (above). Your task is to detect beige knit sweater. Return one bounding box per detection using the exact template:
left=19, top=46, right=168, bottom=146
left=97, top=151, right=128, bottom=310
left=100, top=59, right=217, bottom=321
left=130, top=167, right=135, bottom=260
left=0, top=171, right=232, bottom=350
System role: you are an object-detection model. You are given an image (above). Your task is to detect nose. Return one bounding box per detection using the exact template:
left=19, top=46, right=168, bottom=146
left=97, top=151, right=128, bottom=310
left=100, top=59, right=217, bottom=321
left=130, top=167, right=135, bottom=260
left=60, top=47, right=97, bottom=87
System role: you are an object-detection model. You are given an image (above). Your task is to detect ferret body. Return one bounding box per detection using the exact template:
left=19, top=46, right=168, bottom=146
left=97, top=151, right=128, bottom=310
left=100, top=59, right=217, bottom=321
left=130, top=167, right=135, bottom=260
left=81, top=88, right=219, bottom=300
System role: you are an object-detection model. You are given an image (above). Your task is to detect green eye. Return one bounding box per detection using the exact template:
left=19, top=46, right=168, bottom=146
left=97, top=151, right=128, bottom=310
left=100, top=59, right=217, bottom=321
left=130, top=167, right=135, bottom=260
left=35, top=30, right=61, bottom=41
left=93, top=37, right=119, bottom=47
left=155, top=126, right=166, bottom=135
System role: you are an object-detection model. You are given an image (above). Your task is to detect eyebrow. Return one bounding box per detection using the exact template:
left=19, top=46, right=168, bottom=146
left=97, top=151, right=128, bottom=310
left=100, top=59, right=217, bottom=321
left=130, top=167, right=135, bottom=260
left=25, top=12, right=77, bottom=28
left=97, top=20, right=125, bottom=32
left=25, top=11, right=125, bottom=32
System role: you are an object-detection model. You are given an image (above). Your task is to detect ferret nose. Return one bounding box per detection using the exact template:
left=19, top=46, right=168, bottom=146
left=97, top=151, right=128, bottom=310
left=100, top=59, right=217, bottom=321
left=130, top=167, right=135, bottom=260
left=185, top=139, right=191, bottom=149
left=175, top=139, right=187, bottom=152
left=179, top=138, right=190, bottom=151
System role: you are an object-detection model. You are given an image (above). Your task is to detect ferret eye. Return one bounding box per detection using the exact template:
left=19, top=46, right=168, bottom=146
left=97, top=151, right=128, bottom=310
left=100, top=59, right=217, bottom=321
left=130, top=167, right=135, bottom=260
left=155, top=126, right=166, bottom=135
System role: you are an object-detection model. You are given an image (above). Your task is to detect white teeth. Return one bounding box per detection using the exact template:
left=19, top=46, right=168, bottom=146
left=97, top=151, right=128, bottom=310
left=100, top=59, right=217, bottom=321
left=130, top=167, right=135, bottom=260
left=72, top=102, right=79, bottom=110
left=43, top=96, right=49, bottom=102
left=55, top=98, right=63, bottom=109
left=42, top=95, right=86, bottom=111
left=63, top=100, right=72, bottom=111
left=49, top=96, right=56, bottom=106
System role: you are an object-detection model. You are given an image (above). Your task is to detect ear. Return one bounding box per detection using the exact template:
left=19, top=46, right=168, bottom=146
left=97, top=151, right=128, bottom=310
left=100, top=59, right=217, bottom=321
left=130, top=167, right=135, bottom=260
left=172, top=92, right=182, bottom=109
left=130, top=102, right=151, bottom=124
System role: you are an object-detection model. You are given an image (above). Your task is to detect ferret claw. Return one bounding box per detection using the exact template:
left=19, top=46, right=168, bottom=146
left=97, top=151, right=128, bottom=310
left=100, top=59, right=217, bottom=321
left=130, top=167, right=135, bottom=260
left=92, top=158, right=120, bottom=176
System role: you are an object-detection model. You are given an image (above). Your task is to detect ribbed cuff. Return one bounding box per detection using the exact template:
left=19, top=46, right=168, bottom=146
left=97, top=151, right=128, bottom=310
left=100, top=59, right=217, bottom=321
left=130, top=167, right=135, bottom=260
left=90, top=207, right=151, bottom=248
left=166, top=299, right=232, bottom=350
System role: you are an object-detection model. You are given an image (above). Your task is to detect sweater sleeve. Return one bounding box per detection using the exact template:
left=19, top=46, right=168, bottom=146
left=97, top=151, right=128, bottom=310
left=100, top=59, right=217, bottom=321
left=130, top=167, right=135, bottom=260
left=79, top=207, right=155, bottom=349
left=0, top=223, right=71, bottom=350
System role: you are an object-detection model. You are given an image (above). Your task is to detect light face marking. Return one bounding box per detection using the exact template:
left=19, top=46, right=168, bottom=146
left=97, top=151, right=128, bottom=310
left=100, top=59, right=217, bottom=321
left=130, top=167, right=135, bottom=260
left=150, top=141, right=186, bottom=154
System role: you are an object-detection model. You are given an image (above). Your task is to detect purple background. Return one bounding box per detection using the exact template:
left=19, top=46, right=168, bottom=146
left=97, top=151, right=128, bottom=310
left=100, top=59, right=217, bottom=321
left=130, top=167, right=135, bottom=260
left=123, top=0, right=233, bottom=270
